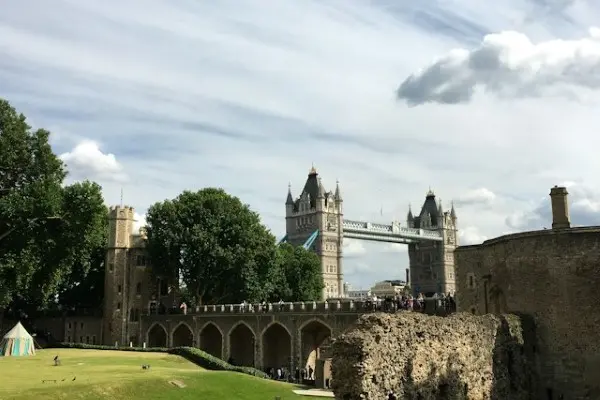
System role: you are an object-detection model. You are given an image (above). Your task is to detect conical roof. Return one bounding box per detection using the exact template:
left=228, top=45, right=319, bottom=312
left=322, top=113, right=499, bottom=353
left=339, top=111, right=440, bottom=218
left=3, top=322, right=33, bottom=339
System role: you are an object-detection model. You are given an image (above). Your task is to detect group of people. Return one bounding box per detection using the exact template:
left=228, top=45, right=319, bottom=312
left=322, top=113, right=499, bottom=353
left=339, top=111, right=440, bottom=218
left=364, top=292, right=456, bottom=314
left=264, top=364, right=317, bottom=384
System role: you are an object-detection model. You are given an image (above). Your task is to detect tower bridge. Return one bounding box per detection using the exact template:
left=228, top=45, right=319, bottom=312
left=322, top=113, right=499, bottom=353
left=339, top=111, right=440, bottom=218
left=282, top=167, right=458, bottom=298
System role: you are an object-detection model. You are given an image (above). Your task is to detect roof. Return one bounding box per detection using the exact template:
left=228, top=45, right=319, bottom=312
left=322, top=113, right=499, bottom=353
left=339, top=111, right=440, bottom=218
left=3, top=322, right=33, bottom=339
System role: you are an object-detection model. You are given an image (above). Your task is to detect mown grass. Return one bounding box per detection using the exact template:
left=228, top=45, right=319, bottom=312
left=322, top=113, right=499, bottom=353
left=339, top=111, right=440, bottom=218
left=0, top=349, right=305, bottom=399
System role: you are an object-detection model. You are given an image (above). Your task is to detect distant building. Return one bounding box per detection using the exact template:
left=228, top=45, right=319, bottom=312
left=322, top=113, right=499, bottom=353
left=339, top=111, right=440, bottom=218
left=370, top=280, right=407, bottom=297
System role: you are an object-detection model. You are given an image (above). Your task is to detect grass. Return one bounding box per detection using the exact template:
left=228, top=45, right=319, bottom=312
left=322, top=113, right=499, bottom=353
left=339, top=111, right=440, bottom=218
left=0, top=349, right=307, bottom=400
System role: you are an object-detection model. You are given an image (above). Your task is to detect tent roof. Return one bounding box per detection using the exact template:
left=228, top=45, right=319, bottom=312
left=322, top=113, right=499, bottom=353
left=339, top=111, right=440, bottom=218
left=3, top=322, right=33, bottom=339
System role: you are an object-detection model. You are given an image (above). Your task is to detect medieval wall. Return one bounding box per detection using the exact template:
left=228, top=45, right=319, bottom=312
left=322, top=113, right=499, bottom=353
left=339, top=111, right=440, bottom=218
left=330, top=312, right=535, bottom=400
left=455, top=227, right=600, bottom=400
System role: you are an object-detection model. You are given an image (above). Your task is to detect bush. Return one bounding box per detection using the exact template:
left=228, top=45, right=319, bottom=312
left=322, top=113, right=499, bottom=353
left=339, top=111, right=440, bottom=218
left=49, top=342, right=269, bottom=378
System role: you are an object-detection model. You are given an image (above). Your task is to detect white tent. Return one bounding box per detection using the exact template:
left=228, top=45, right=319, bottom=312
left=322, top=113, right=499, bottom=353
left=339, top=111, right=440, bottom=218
left=0, top=322, right=36, bottom=356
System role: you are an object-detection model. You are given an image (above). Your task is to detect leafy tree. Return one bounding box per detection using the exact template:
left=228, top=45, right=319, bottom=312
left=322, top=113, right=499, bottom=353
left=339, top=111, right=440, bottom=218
left=145, top=188, right=279, bottom=305
left=0, top=99, right=107, bottom=312
left=271, top=243, right=324, bottom=302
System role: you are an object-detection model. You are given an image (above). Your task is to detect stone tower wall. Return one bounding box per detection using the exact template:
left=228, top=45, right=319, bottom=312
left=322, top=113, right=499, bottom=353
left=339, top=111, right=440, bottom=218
left=455, top=228, right=600, bottom=399
left=103, top=205, right=135, bottom=345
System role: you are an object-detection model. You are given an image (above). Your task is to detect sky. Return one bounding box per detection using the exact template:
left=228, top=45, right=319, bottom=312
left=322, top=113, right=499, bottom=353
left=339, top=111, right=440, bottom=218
left=3, top=0, right=600, bottom=289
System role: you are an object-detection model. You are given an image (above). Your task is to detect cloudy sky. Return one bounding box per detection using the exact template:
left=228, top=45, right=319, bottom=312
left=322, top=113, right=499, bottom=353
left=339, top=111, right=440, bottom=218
left=3, top=0, right=600, bottom=289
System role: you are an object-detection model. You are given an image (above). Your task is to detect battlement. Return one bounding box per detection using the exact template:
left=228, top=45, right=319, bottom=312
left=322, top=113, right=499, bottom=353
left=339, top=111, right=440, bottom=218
left=109, top=205, right=135, bottom=218
left=154, top=298, right=448, bottom=315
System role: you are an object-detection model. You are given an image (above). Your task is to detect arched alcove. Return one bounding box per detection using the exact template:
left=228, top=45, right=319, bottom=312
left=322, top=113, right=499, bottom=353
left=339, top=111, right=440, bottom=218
left=147, top=323, right=167, bottom=348
left=261, top=323, right=292, bottom=370
left=228, top=322, right=255, bottom=367
left=300, top=320, right=331, bottom=377
left=200, top=323, right=223, bottom=359
left=172, top=323, right=194, bottom=347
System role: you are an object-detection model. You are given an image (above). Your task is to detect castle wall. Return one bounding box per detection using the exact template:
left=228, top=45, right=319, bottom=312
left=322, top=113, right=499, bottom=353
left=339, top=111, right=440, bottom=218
left=330, top=312, right=535, bottom=400
left=455, top=228, right=600, bottom=400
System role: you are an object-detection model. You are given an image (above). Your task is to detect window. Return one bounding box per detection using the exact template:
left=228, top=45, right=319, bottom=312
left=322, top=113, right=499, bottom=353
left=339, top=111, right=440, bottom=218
left=92, top=336, right=96, bottom=345
left=159, top=280, right=169, bottom=296
left=129, top=308, right=139, bottom=322
left=117, top=302, right=121, bottom=311
left=80, top=322, right=84, bottom=329
left=79, top=336, right=83, bottom=343
left=109, top=263, right=114, bottom=272
left=136, top=282, right=142, bottom=295
left=469, top=275, right=474, bottom=288
left=136, top=255, right=146, bottom=266
left=86, top=336, right=90, bottom=344
left=68, top=322, right=71, bottom=329
left=117, top=285, right=122, bottom=294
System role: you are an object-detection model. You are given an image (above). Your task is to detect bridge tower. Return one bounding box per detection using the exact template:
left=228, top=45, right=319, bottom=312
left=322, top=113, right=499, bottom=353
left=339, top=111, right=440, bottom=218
left=285, top=167, right=344, bottom=299
left=407, top=190, right=458, bottom=296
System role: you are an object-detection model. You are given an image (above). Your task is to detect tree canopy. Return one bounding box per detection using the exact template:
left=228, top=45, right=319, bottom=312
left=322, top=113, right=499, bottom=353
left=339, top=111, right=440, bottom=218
left=146, top=188, right=325, bottom=305
left=0, top=99, right=108, bottom=311
left=271, top=243, right=324, bottom=302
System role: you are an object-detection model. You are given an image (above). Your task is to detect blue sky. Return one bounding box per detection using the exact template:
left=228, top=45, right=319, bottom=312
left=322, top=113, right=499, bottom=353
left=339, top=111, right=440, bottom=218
left=3, top=0, right=600, bottom=289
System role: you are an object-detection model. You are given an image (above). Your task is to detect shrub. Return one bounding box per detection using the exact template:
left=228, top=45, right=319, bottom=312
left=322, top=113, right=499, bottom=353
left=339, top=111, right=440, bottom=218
left=49, top=342, right=268, bottom=378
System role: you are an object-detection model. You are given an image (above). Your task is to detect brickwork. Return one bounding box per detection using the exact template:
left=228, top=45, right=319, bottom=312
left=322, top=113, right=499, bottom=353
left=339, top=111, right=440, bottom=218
left=455, top=227, right=600, bottom=399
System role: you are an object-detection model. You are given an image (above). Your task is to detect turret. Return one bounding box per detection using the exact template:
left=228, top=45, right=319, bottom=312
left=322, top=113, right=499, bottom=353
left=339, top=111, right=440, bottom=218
left=407, top=205, right=414, bottom=227
left=450, top=201, right=457, bottom=221
left=335, top=180, right=342, bottom=202
left=286, top=184, right=294, bottom=216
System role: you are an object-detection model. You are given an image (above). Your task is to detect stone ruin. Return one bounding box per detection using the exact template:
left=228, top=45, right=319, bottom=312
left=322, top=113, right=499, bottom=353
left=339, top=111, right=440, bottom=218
left=330, top=312, right=536, bottom=400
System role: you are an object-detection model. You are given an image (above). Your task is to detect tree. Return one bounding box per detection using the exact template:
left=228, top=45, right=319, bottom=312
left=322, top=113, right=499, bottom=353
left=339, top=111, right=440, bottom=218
left=145, top=188, right=279, bottom=305
left=272, top=243, right=324, bottom=302
left=53, top=182, right=108, bottom=311
left=0, top=99, right=108, bottom=312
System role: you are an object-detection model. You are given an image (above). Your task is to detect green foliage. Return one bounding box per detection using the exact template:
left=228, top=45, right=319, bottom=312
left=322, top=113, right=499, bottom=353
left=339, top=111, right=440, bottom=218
left=0, top=99, right=108, bottom=310
left=145, top=188, right=279, bottom=305
left=50, top=342, right=269, bottom=378
left=272, top=243, right=324, bottom=302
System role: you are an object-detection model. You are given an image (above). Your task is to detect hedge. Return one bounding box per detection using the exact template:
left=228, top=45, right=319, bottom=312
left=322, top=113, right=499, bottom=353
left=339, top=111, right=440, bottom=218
left=50, top=342, right=268, bottom=379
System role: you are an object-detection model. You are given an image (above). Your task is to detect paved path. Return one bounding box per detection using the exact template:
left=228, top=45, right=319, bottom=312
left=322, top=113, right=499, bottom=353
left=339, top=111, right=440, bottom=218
left=292, top=389, right=335, bottom=397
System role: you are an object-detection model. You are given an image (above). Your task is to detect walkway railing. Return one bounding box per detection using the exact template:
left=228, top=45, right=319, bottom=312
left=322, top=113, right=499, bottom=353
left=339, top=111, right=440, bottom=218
left=143, top=298, right=456, bottom=317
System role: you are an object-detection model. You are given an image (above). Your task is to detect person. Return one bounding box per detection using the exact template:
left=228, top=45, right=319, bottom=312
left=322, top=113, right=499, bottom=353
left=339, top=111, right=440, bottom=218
left=53, top=355, right=61, bottom=366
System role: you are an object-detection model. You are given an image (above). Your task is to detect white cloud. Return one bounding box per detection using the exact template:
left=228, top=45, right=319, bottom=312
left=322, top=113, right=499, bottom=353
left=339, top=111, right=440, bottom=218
left=133, top=213, right=147, bottom=233
left=455, top=188, right=496, bottom=207
left=397, top=27, right=600, bottom=105
left=2, top=0, right=600, bottom=288
left=458, top=226, right=488, bottom=245
left=60, top=140, right=127, bottom=183
left=506, top=182, right=600, bottom=230
left=343, top=239, right=366, bottom=256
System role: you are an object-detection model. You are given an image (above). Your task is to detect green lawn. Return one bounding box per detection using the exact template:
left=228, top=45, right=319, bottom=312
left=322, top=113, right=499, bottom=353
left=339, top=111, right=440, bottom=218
left=0, top=349, right=306, bottom=399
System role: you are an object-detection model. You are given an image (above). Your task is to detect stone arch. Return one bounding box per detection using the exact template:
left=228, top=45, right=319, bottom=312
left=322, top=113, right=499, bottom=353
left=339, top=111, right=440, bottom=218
left=299, top=318, right=332, bottom=377
left=171, top=322, right=194, bottom=347
left=199, top=322, right=223, bottom=359
left=146, top=322, right=168, bottom=348
left=490, top=285, right=507, bottom=314
left=228, top=321, right=256, bottom=367
left=261, top=322, right=292, bottom=371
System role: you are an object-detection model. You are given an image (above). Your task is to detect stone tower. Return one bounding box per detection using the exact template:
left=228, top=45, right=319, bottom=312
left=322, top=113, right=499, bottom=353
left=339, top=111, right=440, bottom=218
left=103, top=206, right=150, bottom=346
left=406, top=190, right=458, bottom=296
left=285, top=167, right=344, bottom=299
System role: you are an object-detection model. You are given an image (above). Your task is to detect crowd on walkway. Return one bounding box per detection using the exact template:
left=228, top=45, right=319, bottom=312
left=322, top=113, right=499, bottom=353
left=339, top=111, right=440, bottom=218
left=365, top=292, right=456, bottom=313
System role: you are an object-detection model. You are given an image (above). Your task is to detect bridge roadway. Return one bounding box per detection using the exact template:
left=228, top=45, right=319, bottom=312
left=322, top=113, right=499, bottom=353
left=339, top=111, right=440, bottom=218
left=141, top=299, right=447, bottom=373
left=342, top=220, right=443, bottom=244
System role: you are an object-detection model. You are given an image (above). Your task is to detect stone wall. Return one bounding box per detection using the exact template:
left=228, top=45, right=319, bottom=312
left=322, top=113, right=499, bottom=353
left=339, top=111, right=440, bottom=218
left=455, top=227, right=600, bottom=399
left=330, top=312, right=535, bottom=400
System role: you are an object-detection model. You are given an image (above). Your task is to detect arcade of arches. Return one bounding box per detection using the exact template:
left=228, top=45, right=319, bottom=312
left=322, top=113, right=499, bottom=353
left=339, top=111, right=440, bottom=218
left=143, top=318, right=334, bottom=371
